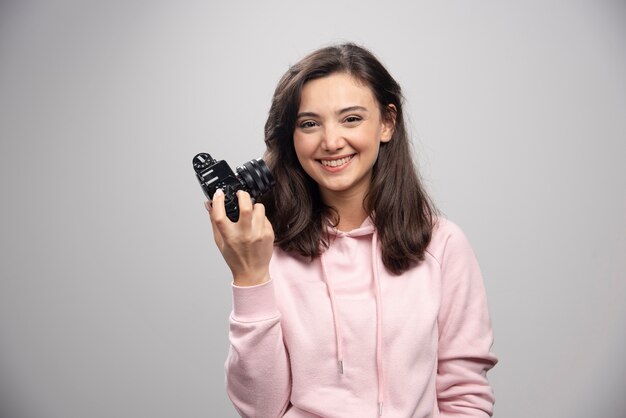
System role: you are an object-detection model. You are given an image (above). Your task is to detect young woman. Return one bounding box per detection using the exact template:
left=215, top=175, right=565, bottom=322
left=206, top=43, right=497, bottom=417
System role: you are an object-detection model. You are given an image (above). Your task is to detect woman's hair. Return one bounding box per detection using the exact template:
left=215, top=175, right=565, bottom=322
left=261, top=43, right=436, bottom=275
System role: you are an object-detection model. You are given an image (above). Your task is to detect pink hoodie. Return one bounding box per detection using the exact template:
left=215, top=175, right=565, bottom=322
left=225, top=218, right=497, bottom=417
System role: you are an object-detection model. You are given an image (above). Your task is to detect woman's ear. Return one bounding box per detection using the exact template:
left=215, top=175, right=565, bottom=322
left=380, top=104, right=397, bottom=143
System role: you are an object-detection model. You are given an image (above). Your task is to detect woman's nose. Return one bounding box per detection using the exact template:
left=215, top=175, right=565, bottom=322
left=321, top=125, right=345, bottom=151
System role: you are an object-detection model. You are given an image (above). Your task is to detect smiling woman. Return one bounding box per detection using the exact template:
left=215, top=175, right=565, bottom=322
left=261, top=45, right=436, bottom=274
left=205, top=43, right=497, bottom=417
left=293, top=73, right=395, bottom=230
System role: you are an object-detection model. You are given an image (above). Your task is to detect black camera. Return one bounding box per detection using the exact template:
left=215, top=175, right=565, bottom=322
left=192, top=153, right=275, bottom=222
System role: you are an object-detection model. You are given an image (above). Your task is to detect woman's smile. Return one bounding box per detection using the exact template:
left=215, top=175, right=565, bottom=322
left=318, top=154, right=355, bottom=171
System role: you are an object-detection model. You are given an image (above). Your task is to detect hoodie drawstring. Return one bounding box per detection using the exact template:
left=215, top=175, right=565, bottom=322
left=320, top=254, right=344, bottom=375
left=371, top=232, right=385, bottom=416
left=319, top=232, right=385, bottom=416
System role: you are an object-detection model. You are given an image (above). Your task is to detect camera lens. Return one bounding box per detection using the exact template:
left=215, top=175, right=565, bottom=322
left=238, top=159, right=275, bottom=199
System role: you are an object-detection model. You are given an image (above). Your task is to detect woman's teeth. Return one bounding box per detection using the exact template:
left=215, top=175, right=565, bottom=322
left=321, top=155, right=353, bottom=167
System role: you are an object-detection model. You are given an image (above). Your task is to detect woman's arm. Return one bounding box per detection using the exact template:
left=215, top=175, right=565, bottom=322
left=226, top=281, right=291, bottom=417
left=208, top=190, right=292, bottom=416
left=435, top=222, right=498, bottom=417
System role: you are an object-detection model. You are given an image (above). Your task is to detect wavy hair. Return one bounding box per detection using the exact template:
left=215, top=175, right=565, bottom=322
left=260, top=43, right=436, bottom=275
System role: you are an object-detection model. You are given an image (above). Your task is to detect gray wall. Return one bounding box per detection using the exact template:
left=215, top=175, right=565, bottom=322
left=1, top=1, right=625, bottom=417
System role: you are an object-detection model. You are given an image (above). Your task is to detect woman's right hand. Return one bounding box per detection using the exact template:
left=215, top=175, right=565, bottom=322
left=206, top=189, right=274, bottom=287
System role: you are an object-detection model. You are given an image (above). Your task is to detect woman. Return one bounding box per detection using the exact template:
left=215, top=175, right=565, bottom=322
left=206, top=43, right=497, bottom=417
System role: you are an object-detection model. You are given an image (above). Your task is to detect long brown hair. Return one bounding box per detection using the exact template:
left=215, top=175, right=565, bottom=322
left=261, top=43, right=436, bottom=275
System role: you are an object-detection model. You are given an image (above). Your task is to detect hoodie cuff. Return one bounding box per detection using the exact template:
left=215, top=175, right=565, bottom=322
left=231, top=279, right=280, bottom=323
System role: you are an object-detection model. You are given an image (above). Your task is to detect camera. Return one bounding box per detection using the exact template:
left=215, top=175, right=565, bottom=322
left=192, top=153, right=275, bottom=222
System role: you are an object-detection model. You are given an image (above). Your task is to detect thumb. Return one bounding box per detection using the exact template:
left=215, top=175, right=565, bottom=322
left=205, top=201, right=224, bottom=248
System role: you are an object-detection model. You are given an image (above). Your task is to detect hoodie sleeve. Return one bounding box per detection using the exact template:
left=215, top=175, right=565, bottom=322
left=225, top=280, right=291, bottom=418
left=435, top=221, right=498, bottom=417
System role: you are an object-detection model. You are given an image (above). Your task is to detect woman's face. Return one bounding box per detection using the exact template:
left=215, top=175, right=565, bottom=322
left=293, top=72, right=394, bottom=205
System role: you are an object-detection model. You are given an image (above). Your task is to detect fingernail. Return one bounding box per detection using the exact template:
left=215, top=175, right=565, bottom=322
left=214, top=188, right=224, bottom=198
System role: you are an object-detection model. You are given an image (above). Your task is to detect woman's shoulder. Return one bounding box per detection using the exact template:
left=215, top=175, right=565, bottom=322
left=425, top=217, right=476, bottom=266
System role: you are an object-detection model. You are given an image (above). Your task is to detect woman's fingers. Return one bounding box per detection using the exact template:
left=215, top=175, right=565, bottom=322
left=204, top=188, right=273, bottom=286
left=209, top=188, right=228, bottom=224
left=236, top=190, right=254, bottom=225
left=207, top=189, right=266, bottom=243
left=252, top=202, right=273, bottom=238
left=206, top=189, right=232, bottom=248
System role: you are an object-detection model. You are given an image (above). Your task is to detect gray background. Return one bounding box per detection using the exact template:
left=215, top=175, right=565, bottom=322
left=1, top=0, right=625, bottom=417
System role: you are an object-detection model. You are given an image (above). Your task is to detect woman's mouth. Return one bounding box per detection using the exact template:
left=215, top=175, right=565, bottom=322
left=319, top=154, right=355, bottom=168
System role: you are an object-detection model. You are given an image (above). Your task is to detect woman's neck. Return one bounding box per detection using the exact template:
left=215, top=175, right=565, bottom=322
left=321, top=189, right=369, bottom=232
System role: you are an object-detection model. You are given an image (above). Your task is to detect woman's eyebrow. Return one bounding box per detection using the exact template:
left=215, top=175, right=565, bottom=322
left=337, top=105, right=368, bottom=115
left=296, top=111, right=319, bottom=119
left=296, top=106, right=368, bottom=119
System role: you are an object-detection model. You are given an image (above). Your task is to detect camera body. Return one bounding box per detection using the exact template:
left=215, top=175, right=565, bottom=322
left=193, top=153, right=275, bottom=222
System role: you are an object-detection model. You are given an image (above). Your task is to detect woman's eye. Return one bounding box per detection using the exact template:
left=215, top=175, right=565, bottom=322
left=344, top=116, right=362, bottom=124
left=299, top=120, right=318, bottom=129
